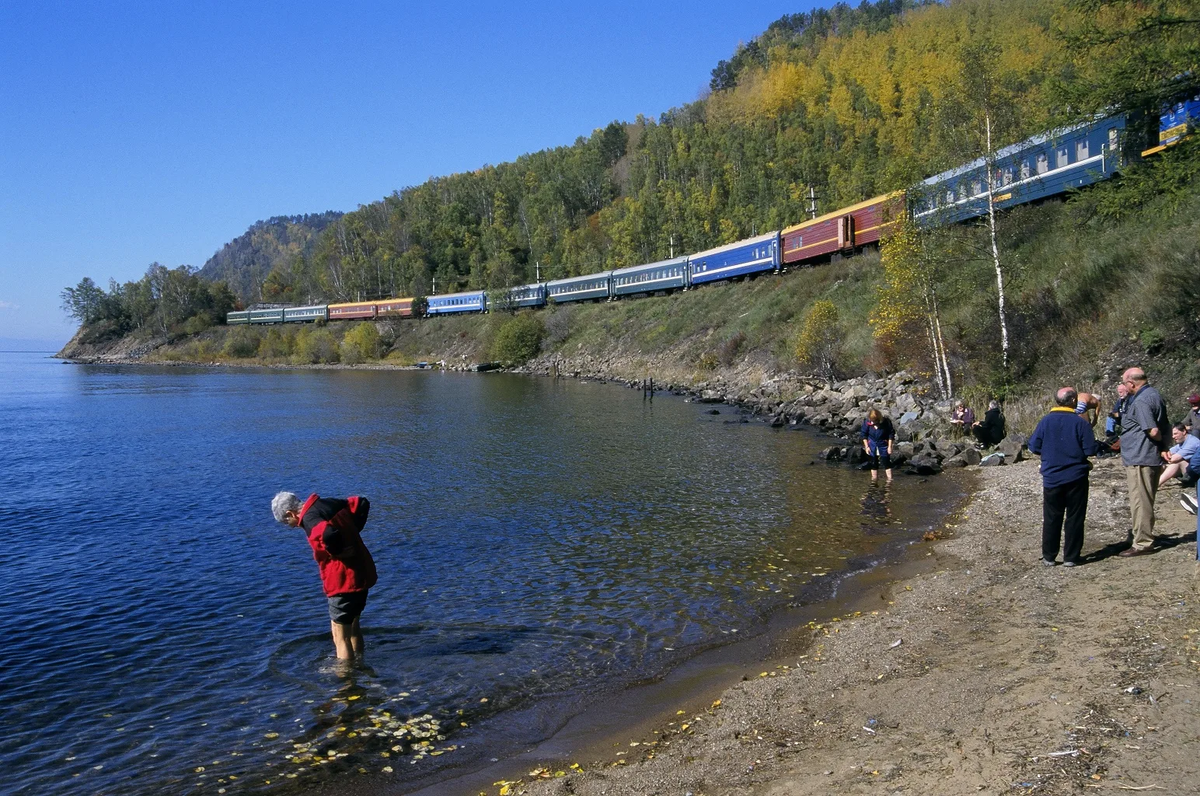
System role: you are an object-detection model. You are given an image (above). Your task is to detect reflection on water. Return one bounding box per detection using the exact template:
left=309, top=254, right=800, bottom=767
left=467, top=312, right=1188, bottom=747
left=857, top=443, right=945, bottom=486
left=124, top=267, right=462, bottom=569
left=0, top=353, right=963, bottom=795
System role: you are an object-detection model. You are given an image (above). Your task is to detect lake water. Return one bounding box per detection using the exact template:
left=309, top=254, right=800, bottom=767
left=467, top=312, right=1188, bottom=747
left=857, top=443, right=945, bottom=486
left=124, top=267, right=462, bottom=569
left=0, top=351, right=962, bottom=795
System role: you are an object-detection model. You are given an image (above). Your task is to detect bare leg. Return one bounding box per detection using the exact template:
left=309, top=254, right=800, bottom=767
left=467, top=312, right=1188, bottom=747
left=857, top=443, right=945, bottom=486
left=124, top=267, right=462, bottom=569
left=349, top=618, right=365, bottom=659
left=330, top=621, right=355, bottom=660
left=1158, top=462, right=1181, bottom=487
left=885, top=468, right=893, bottom=482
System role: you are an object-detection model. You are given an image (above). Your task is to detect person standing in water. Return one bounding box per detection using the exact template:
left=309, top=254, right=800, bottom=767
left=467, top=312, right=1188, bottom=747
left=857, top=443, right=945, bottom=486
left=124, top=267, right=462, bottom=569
left=861, top=408, right=896, bottom=483
left=272, top=491, right=377, bottom=660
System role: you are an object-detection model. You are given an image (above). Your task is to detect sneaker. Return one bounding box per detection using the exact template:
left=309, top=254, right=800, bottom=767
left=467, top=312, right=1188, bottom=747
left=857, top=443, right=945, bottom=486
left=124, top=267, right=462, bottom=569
left=1062, top=560, right=1079, bottom=568
left=1181, top=492, right=1198, bottom=515
left=1042, top=558, right=1056, bottom=567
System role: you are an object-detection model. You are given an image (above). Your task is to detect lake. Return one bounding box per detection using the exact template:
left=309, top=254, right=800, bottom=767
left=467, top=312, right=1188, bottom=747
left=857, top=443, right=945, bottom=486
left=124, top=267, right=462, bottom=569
left=0, top=351, right=962, bottom=795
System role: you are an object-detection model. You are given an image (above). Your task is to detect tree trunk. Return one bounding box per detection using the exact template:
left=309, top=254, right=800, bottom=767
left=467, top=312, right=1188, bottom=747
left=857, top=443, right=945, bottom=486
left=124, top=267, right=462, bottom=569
left=985, top=113, right=1011, bottom=372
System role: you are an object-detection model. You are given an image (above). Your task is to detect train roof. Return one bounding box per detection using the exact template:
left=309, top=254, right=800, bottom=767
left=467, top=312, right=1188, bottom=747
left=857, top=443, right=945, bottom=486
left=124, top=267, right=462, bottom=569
left=610, top=256, right=688, bottom=276
left=781, top=191, right=904, bottom=236
left=689, top=231, right=778, bottom=260
left=547, top=271, right=612, bottom=286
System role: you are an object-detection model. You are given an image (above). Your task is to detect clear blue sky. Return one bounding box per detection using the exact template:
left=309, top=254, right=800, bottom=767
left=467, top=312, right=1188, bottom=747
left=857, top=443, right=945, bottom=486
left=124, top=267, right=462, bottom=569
left=0, top=1, right=819, bottom=347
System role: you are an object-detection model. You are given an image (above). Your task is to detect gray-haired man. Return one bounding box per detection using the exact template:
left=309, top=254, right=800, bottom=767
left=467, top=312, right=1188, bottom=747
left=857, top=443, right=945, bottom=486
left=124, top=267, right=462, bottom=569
left=1118, top=368, right=1171, bottom=557
left=272, top=491, right=377, bottom=659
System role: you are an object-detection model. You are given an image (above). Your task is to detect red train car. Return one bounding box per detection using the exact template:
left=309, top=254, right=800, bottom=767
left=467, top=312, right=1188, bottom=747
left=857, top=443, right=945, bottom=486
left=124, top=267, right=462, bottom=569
left=376, top=298, right=414, bottom=318
left=781, top=191, right=905, bottom=267
left=327, top=300, right=377, bottom=320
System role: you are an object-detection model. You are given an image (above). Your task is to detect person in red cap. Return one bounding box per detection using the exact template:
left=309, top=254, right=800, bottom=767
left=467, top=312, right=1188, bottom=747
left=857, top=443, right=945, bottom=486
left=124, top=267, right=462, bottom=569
left=272, top=491, right=377, bottom=660
left=1185, top=393, right=1200, bottom=440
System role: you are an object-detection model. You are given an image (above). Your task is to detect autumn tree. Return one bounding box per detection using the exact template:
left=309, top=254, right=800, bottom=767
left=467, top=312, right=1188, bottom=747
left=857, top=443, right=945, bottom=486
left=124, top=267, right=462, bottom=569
left=795, top=299, right=842, bottom=380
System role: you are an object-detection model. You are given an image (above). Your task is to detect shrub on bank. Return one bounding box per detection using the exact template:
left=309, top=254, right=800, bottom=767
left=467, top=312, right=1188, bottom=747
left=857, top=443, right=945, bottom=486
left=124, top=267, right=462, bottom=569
left=340, top=322, right=382, bottom=364
left=223, top=326, right=260, bottom=358
left=294, top=327, right=340, bottom=364
left=492, top=313, right=545, bottom=366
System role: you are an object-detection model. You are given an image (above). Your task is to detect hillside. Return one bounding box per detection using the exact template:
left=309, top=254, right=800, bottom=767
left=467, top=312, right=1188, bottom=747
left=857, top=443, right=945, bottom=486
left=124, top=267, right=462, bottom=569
left=195, top=212, right=343, bottom=304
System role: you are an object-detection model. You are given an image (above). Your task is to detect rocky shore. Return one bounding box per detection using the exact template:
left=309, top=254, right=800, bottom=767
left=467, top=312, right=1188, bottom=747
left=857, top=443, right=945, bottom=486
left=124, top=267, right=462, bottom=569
left=524, top=358, right=1027, bottom=476
left=500, top=457, right=1200, bottom=796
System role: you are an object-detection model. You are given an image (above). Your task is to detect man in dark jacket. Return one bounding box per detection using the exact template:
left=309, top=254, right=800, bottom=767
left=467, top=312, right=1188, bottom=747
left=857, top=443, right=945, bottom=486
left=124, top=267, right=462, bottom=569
left=273, top=491, right=377, bottom=660
left=1028, top=387, right=1100, bottom=567
left=972, top=400, right=1006, bottom=447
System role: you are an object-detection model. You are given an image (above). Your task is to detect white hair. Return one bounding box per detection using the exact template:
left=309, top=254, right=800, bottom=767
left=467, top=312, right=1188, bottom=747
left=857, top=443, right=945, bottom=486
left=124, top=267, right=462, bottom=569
left=271, top=491, right=302, bottom=523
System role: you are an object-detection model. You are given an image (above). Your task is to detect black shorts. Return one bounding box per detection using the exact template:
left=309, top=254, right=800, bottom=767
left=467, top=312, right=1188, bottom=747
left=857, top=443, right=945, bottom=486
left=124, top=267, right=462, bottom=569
left=868, top=451, right=892, bottom=470
left=328, top=591, right=368, bottom=625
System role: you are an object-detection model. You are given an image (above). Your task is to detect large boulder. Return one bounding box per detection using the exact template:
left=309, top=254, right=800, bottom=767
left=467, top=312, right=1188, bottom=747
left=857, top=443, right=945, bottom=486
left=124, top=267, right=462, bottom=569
left=847, top=446, right=868, bottom=466
left=899, top=410, right=922, bottom=427
left=997, top=433, right=1028, bottom=463
left=907, top=454, right=943, bottom=475
left=818, top=446, right=845, bottom=461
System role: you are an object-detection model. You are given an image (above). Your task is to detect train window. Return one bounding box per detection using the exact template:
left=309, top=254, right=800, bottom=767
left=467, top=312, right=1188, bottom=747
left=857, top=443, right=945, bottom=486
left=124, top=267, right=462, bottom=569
left=971, top=179, right=982, bottom=197
left=1021, top=161, right=1031, bottom=180
left=1056, top=147, right=1068, bottom=168
left=1036, top=153, right=1049, bottom=174
left=1076, top=139, right=1089, bottom=160
left=945, top=189, right=955, bottom=204
left=1002, top=168, right=1013, bottom=186
left=1108, top=128, right=1118, bottom=150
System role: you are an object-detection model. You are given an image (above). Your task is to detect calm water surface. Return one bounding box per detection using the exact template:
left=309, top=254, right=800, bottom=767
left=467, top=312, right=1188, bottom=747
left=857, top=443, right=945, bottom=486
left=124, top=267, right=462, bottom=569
left=0, top=351, right=962, bottom=795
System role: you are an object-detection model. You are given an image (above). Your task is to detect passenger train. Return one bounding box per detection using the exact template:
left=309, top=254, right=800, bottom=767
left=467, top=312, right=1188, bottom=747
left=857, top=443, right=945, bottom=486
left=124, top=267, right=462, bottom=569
left=229, top=103, right=1198, bottom=327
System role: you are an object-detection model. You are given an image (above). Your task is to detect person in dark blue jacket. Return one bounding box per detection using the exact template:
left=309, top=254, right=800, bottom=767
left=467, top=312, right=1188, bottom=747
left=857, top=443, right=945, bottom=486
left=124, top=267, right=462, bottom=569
left=861, top=408, right=896, bottom=483
left=1028, top=387, right=1100, bottom=567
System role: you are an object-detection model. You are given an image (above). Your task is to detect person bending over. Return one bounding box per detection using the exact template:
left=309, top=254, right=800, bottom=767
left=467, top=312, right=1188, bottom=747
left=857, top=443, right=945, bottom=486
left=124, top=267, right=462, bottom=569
left=272, top=491, right=377, bottom=660
left=861, top=408, right=896, bottom=483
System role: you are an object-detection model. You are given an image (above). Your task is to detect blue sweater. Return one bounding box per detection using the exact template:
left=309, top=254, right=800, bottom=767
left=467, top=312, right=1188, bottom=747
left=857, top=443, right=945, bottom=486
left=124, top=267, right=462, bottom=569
left=1028, top=407, right=1099, bottom=487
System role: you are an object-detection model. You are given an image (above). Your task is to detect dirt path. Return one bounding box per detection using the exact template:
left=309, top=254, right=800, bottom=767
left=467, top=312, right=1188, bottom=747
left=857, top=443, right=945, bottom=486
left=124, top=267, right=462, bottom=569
left=513, top=458, right=1200, bottom=796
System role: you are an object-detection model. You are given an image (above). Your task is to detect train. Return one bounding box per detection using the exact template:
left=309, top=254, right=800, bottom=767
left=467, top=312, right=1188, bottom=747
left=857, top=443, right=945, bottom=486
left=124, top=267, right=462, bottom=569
left=229, top=102, right=1198, bottom=326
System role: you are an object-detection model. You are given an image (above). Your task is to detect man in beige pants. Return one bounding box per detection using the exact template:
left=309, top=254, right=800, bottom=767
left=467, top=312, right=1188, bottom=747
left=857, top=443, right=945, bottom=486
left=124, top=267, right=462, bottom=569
left=1118, top=368, right=1170, bottom=556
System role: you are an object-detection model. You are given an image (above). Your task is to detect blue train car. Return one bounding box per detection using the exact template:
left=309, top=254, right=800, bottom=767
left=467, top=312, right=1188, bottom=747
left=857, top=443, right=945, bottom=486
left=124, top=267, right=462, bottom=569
left=426, top=290, right=486, bottom=315
left=503, top=283, right=547, bottom=309
left=912, top=113, right=1127, bottom=226
left=546, top=272, right=611, bottom=303
left=610, top=256, right=689, bottom=297
left=282, top=304, right=328, bottom=323
left=1145, top=93, right=1200, bottom=155
left=226, top=310, right=251, bottom=325
left=688, top=232, right=780, bottom=286
left=249, top=307, right=285, bottom=324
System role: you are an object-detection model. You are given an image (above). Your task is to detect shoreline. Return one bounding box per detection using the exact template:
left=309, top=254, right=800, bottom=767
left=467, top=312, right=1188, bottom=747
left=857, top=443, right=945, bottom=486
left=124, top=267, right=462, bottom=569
left=459, top=458, right=1199, bottom=796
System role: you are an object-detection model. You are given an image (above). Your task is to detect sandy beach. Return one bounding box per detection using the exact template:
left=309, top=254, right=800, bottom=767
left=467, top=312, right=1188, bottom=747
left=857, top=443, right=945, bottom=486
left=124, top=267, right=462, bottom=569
left=479, top=457, right=1200, bottom=796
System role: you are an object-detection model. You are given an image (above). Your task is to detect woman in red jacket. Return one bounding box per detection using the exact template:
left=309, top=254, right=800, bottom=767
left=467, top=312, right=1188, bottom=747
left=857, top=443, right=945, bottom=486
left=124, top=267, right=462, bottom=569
left=272, top=491, right=377, bottom=661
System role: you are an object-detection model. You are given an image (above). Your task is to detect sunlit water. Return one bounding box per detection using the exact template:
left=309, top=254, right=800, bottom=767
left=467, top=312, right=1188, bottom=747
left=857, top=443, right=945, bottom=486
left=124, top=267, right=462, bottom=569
left=0, top=351, right=962, bottom=795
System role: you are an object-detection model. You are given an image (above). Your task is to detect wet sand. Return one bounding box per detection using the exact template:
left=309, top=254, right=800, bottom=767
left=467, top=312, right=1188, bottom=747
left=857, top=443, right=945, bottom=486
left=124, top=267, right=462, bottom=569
left=442, top=457, right=1199, bottom=796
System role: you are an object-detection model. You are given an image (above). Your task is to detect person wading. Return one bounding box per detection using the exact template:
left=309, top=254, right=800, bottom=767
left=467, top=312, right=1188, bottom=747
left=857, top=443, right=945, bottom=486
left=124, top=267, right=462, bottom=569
left=272, top=491, right=377, bottom=660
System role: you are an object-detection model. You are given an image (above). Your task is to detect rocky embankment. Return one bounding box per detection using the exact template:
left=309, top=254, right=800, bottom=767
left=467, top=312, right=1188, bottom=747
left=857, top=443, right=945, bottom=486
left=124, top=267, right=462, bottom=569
left=524, top=357, right=1028, bottom=476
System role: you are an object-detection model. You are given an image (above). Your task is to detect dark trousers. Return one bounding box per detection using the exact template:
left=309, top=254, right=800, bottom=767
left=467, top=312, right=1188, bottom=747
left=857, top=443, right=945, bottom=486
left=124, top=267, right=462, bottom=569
left=1043, top=477, right=1089, bottom=562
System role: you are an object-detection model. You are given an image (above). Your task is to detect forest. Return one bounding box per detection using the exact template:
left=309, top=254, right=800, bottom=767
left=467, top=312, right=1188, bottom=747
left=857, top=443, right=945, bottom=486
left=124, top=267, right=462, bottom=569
left=63, top=0, right=1199, bottom=390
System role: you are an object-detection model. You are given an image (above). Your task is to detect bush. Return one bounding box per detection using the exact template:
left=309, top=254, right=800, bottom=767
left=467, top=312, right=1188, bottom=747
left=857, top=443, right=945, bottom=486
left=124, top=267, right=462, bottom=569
left=257, top=328, right=293, bottom=359
left=717, top=330, right=747, bottom=366
left=181, top=313, right=214, bottom=336
left=340, top=322, right=382, bottom=364
left=294, top=328, right=340, bottom=364
left=223, top=326, right=260, bottom=358
left=491, top=314, right=545, bottom=366
left=795, top=300, right=841, bottom=379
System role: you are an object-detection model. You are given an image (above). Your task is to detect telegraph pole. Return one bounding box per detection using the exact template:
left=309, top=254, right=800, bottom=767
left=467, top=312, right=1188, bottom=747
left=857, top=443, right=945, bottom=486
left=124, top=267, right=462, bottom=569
left=808, top=186, right=818, bottom=220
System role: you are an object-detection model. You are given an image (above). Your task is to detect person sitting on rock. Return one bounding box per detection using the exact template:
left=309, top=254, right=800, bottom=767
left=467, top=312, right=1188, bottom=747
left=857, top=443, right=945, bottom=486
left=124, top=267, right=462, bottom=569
left=972, top=399, right=1006, bottom=447
left=1159, top=423, right=1200, bottom=489
left=949, top=400, right=975, bottom=436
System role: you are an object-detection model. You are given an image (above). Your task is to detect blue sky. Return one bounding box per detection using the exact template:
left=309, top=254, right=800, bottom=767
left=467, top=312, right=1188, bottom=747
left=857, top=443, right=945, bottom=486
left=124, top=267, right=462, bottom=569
left=0, top=1, right=822, bottom=347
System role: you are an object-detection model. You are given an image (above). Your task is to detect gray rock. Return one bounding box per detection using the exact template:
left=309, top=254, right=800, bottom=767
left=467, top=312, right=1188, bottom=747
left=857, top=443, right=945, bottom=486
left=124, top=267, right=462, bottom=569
left=958, top=447, right=982, bottom=466
left=997, top=434, right=1027, bottom=463
left=847, top=446, right=868, bottom=466
left=818, top=446, right=845, bottom=461
left=943, top=454, right=970, bottom=468
left=909, top=454, right=943, bottom=474
left=899, top=410, right=922, bottom=427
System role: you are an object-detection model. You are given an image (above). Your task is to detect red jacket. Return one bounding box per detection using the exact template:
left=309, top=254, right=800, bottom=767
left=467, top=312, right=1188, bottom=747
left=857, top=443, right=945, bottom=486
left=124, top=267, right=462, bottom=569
left=299, top=494, right=377, bottom=597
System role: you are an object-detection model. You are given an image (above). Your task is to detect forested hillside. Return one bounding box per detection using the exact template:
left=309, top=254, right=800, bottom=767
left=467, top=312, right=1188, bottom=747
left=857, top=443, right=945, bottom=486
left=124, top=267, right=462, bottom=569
left=196, top=212, right=342, bottom=303
left=262, top=0, right=1073, bottom=305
